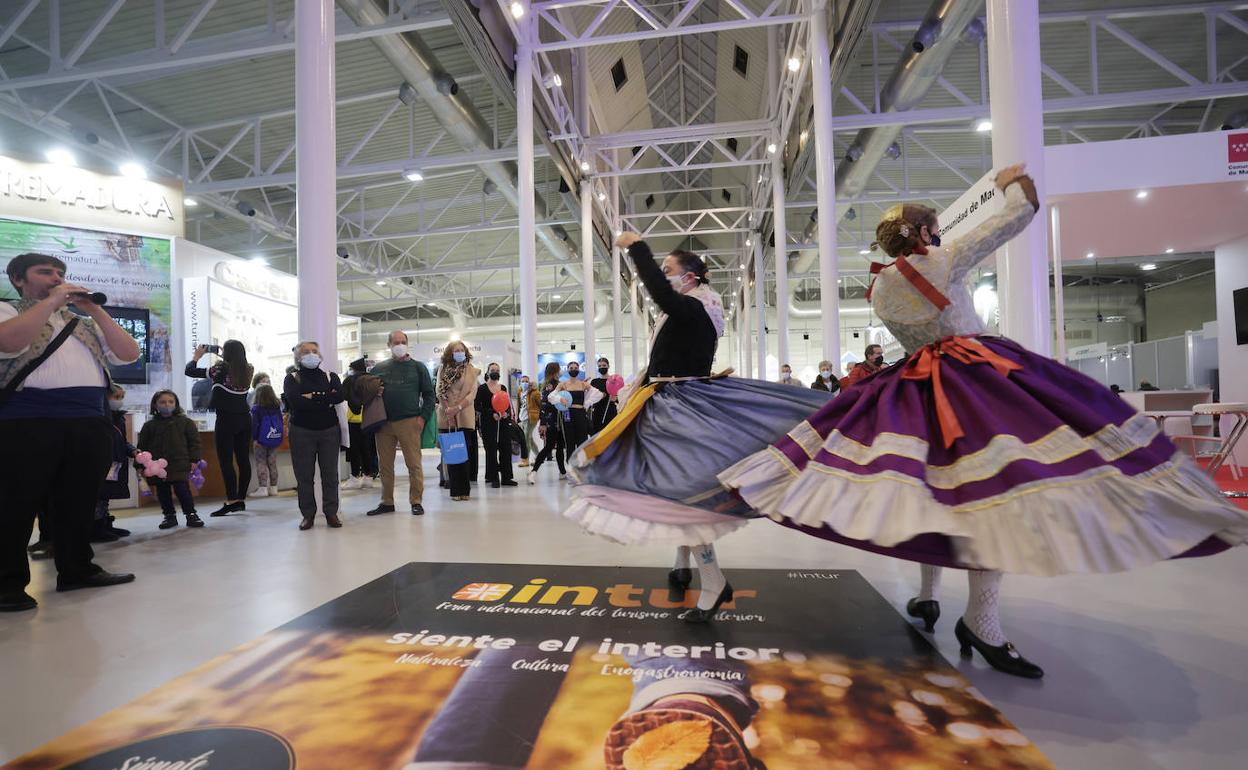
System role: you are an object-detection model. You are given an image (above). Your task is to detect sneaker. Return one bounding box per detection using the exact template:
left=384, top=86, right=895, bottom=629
left=253, top=486, right=269, bottom=498
left=362, top=476, right=375, bottom=488
left=527, top=470, right=537, bottom=485
left=158, top=514, right=179, bottom=530
left=411, top=504, right=425, bottom=516
left=518, top=460, right=530, bottom=468
left=341, top=476, right=362, bottom=490
left=268, top=485, right=279, bottom=496
left=185, top=512, right=205, bottom=528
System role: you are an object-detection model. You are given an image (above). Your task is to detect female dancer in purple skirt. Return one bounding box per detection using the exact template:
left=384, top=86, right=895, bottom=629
left=563, top=233, right=833, bottom=622
left=720, top=163, right=1248, bottom=677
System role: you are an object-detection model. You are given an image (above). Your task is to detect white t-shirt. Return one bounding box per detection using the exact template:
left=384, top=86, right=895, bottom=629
left=0, top=302, right=134, bottom=389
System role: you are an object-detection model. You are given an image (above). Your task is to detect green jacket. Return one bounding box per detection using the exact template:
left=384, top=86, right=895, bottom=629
left=371, top=357, right=435, bottom=423
left=136, top=413, right=202, bottom=482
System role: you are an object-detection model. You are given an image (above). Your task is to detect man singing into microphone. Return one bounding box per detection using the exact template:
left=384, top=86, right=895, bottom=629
left=0, top=253, right=139, bottom=612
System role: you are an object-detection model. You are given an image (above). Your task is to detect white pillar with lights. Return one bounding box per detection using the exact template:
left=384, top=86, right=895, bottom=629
left=515, top=3, right=539, bottom=376
left=580, top=178, right=596, bottom=357
left=809, top=0, right=841, bottom=367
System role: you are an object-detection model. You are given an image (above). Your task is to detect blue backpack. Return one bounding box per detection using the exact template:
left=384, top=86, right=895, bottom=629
left=255, top=408, right=285, bottom=448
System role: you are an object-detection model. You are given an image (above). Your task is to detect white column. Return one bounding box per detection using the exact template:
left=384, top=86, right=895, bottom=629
left=743, top=274, right=753, bottom=379
left=611, top=177, right=624, bottom=370
left=515, top=8, right=539, bottom=377
left=754, top=238, right=767, bottom=379
left=771, top=139, right=790, bottom=369
left=988, top=0, right=1051, bottom=354
left=630, top=278, right=642, bottom=374
left=809, top=0, right=840, bottom=366
left=580, top=178, right=596, bottom=358
left=295, top=0, right=337, bottom=368
left=1050, top=205, right=1066, bottom=361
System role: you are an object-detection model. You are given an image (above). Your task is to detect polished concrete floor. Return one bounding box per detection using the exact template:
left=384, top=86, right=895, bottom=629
left=2, top=457, right=1247, bottom=768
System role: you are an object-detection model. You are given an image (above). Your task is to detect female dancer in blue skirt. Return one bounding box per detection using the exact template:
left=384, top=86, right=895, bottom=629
left=563, top=233, right=832, bottom=622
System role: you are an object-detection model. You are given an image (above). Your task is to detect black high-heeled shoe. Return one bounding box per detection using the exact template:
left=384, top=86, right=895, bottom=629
left=668, top=568, right=692, bottom=589
left=954, top=618, right=1044, bottom=679
left=906, top=598, right=940, bottom=632
left=683, top=583, right=733, bottom=624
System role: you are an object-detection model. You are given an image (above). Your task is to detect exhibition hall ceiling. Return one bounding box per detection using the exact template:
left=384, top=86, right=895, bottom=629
left=0, top=0, right=1245, bottom=323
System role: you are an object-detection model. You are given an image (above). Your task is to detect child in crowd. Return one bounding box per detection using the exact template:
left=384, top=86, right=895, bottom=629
left=92, top=383, right=138, bottom=543
left=137, top=390, right=205, bottom=530
left=251, top=383, right=284, bottom=496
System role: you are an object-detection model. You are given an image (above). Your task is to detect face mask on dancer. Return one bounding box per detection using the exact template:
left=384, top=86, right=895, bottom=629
left=667, top=272, right=690, bottom=293
left=489, top=371, right=500, bottom=381
left=568, top=366, right=580, bottom=379
left=598, top=366, right=609, bottom=376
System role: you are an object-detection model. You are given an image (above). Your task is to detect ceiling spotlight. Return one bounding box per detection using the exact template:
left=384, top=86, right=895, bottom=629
left=119, top=162, right=146, bottom=179
left=859, top=249, right=870, bottom=255
left=510, top=1, right=525, bottom=19
left=376, top=280, right=387, bottom=286
left=745, top=239, right=752, bottom=247
left=975, top=120, right=992, bottom=133
left=398, top=81, right=418, bottom=106
left=404, top=169, right=424, bottom=182
left=1141, top=263, right=1157, bottom=271
left=884, top=141, right=902, bottom=159
left=1086, top=251, right=1095, bottom=259
left=552, top=294, right=562, bottom=300
left=984, top=270, right=994, bottom=276
left=845, top=145, right=864, bottom=163
left=484, top=179, right=497, bottom=195
left=615, top=229, right=623, bottom=237
left=236, top=200, right=256, bottom=217
left=767, top=142, right=777, bottom=154
left=434, top=73, right=459, bottom=96
left=1164, top=247, right=1175, bottom=254
left=787, top=57, right=801, bottom=72
left=1135, top=190, right=1149, bottom=199
left=426, top=302, right=439, bottom=307
left=597, top=191, right=606, bottom=201
left=45, top=147, right=76, bottom=167
left=544, top=74, right=562, bottom=89
left=336, top=246, right=350, bottom=259
left=580, top=160, right=591, bottom=172
left=249, top=256, right=266, bottom=265
left=845, top=208, right=857, bottom=221
left=184, top=197, right=198, bottom=207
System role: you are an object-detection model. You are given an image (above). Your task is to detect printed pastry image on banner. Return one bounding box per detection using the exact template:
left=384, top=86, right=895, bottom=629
left=4, top=564, right=1056, bottom=770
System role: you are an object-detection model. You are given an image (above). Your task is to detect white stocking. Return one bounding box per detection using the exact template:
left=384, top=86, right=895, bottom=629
left=964, top=570, right=1006, bottom=646
left=673, top=545, right=692, bottom=571
left=918, top=564, right=942, bottom=601
left=694, top=544, right=727, bottom=611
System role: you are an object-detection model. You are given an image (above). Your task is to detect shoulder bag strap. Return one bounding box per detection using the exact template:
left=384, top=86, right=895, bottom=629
left=1, top=316, right=80, bottom=400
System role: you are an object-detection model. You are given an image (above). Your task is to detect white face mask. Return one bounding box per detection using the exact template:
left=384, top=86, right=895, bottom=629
left=782, top=372, right=791, bottom=380
left=667, top=272, right=688, bottom=293
left=109, top=399, right=126, bottom=411
left=820, top=369, right=832, bottom=379
left=391, top=344, right=409, bottom=359
left=300, top=353, right=322, bottom=369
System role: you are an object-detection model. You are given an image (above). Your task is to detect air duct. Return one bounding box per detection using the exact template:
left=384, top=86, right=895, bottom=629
left=789, top=0, right=984, bottom=281
left=336, top=0, right=605, bottom=313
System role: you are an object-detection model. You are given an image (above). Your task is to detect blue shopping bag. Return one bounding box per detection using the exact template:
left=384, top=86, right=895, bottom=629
left=438, top=430, right=468, bottom=465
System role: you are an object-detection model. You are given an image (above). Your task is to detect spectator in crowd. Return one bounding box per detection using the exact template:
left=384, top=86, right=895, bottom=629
left=529, top=362, right=569, bottom=482
left=368, top=331, right=435, bottom=517
left=522, top=373, right=542, bottom=460
left=779, top=364, right=804, bottom=387
left=283, top=341, right=345, bottom=530
left=841, top=343, right=886, bottom=389
left=1139, top=380, right=1160, bottom=391
left=92, top=383, right=137, bottom=542
left=137, top=390, right=204, bottom=530
left=1110, top=384, right=1124, bottom=395
left=436, top=341, right=478, bottom=502
left=250, top=383, right=284, bottom=497
left=476, top=361, right=517, bottom=488
left=342, top=357, right=379, bottom=490
left=0, top=252, right=138, bottom=612
left=186, top=339, right=254, bottom=516
left=589, top=357, right=619, bottom=434
left=811, top=360, right=840, bottom=394
left=247, top=372, right=271, bottom=406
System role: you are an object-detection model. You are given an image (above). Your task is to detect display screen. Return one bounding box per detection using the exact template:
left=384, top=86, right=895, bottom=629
left=1235, top=287, right=1248, bottom=346
left=103, top=305, right=150, bottom=384
left=537, top=351, right=586, bottom=381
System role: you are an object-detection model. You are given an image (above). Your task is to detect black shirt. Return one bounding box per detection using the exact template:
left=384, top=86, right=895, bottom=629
left=476, top=382, right=512, bottom=425
left=184, top=361, right=252, bottom=414
left=282, top=367, right=345, bottom=431
left=629, top=240, right=717, bottom=379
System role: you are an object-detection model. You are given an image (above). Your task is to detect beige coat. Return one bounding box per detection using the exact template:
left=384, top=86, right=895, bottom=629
left=436, top=364, right=479, bottom=430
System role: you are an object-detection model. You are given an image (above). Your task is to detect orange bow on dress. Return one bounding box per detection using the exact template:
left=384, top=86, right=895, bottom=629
left=901, top=336, right=1023, bottom=448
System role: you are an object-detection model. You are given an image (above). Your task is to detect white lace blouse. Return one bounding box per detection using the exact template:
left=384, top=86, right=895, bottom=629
left=870, top=183, right=1037, bottom=353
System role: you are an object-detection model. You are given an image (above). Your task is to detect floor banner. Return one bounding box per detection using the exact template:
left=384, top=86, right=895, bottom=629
left=6, top=563, right=1055, bottom=770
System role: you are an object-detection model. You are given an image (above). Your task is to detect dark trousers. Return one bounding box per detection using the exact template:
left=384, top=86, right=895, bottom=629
left=467, top=423, right=480, bottom=481
left=567, top=409, right=590, bottom=452
left=153, top=480, right=196, bottom=516
left=289, top=424, right=340, bottom=520
left=0, top=417, right=111, bottom=592
left=214, top=411, right=252, bottom=500
left=531, top=423, right=567, bottom=474
left=481, top=417, right=514, bottom=484
left=441, top=428, right=473, bottom=497
left=347, top=422, right=378, bottom=477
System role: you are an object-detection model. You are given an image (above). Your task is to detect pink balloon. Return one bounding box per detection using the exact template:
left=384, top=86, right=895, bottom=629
left=605, top=374, right=625, bottom=396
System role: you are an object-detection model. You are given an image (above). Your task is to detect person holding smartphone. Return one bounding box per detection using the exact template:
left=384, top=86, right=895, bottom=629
left=185, top=339, right=254, bottom=516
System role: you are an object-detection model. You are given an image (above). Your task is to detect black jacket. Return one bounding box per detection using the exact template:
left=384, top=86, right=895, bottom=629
left=137, top=412, right=202, bottom=483
left=811, top=378, right=840, bottom=394
left=629, top=241, right=717, bottom=379
left=283, top=367, right=345, bottom=431
left=101, top=410, right=137, bottom=500
left=184, top=361, right=252, bottom=414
